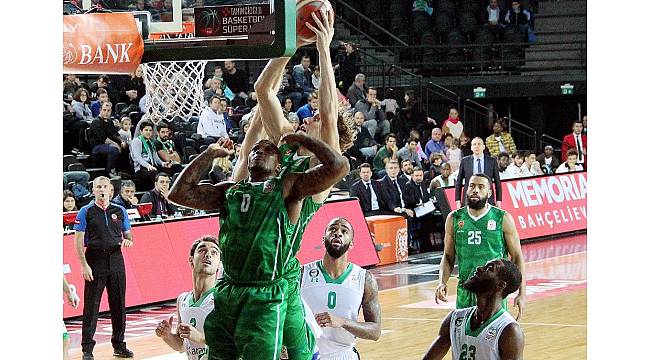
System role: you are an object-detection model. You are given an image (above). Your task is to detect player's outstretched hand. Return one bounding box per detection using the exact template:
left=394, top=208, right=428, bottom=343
left=513, top=293, right=525, bottom=320
left=305, top=7, right=335, bottom=49
left=155, top=316, right=174, bottom=338
left=315, top=312, right=346, bottom=328
left=435, top=282, right=448, bottom=304
left=178, top=322, right=204, bottom=344
left=280, top=132, right=309, bottom=147
left=207, top=138, right=234, bottom=157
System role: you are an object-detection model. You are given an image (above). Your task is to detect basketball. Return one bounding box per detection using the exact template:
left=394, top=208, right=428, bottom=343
left=296, top=0, right=334, bottom=42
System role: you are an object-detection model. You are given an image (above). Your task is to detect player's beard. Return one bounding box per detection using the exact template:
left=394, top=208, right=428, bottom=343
left=467, top=195, right=488, bottom=210
left=324, top=239, right=351, bottom=259
left=460, top=275, right=495, bottom=294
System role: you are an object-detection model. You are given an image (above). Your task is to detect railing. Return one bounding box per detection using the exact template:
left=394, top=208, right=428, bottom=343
left=463, top=99, right=498, bottom=140
left=332, top=0, right=408, bottom=57
left=503, top=117, right=538, bottom=153
left=424, top=82, right=461, bottom=120
left=539, top=133, right=564, bottom=157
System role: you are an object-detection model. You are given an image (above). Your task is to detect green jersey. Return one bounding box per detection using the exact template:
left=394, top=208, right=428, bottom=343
left=453, top=205, right=508, bottom=283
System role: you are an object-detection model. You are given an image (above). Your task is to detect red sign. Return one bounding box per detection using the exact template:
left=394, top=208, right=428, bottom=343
left=443, top=172, right=587, bottom=240
left=63, top=199, right=378, bottom=318
left=63, top=13, right=144, bottom=74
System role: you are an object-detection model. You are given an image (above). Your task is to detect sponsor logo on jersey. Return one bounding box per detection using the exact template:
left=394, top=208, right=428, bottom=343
left=350, top=273, right=358, bottom=286
left=458, top=220, right=465, bottom=229
left=487, top=220, right=497, bottom=231
left=455, top=317, right=464, bottom=328
left=111, top=213, right=118, bottom=221
left=485, top=327, right=498, bottom=340
left=263, top=180, right=275, bottom=193
left=309, top=268, right=320, bottom=278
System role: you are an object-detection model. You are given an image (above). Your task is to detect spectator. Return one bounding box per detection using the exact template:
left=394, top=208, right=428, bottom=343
left=582, top=115, right=587, bottom=134
left=346, top=73, right=367, bottom=107
left=296, top=93, right=319, bottom=123
left=424, top=153, right=445, bottom=187
left=555, top=148, right=584, bottom=174
left=134, top=115, right=163, bottom=138
left=293, top=54, right=316, bottom=98
left=354, top=87, right=389, bottom=139
left=561, top=120, right=587, bottom=168
left=409, top=129, right=429, bottom=164
left=63, top=74, right=81, bottom=100
left=209, top=156, right=233, bottom=183
left=236, top=116, right=251, bottom=144
left=63, top=190, right=78, bottom=212
left=430, top=162, right=456, bottom=191
left=203, top=77, right=224, bottom=102
left=378, top=160, right=415, bottom=218
left=349, top=163, right=387, bottom=216
left=446, top=138, right=463, bottom=172
left=485, top=118, right=518, bottom=157
left=282, top=97, right=295, bottom=115
left=334, top=42, right=360, bottom=93
left=373, top=133, right=399, bottom=177
left=89, top=74, right=109, bottom=98
left=522, top=151, right=544, bottom=176
left=219, top=97, right=235, bottom=131
left=111, top=180, right=139, bottom=210
left=312, top=65, right=321, bottom=90
left=141, top=173, right=178, bottom=218
left=537, top=145, right=560, bottom=174
left=197, top=96, right=229, bottom=144
left=125, top=65, right=146, bottom=113
left=154, top=122, right=184, bottom=174
left=131, top=120, right=166, bottom=187
left=503, top=151, right=526, bottom=179
left=63, top=170, right=90, bottom=192
left=397, top=137, right=423, bottom=168
left=424, top=127, right=448, bottom=161
left=90, top=88, right=110, bottom=118
left=497, top=151, right=511, bottom=179
left=222, top=60, right=250, bottom=99
left=483, top=0, right=506, bottom=37
left=455, top=137, right=502, bottom=207
left=88, top=102, right=127, bottom=177
left=381, top=88, right=400, bottom=121
left=441, top=107, right=464, bottom=140
left=71, top=89, right=94, bottom=122
left=278, top=66, right=304, bottom=109
left=394, top=90, right=429, bottom=142
left=118, top=116, right=133, bottom=145
left=348, top=111, right=378, bottom=159
left=504, top=1, right=532, bottom=35
left=404, top=166, right=435, bottom=253
left=399, top=158, right=415, bottom=182
left=459, top=133, right=472, bottom=157
left=73, top=176, right=134, bottom=360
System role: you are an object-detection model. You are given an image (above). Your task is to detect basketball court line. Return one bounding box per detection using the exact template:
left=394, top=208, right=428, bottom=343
left=382, top=317, right=586, bottom=328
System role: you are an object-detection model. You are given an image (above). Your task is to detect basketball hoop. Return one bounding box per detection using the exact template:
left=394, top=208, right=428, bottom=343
left=141, top=60, right=208, bottom=121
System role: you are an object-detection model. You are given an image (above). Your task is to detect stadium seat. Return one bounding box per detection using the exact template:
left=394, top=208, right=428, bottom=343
left=183, top=146, right=197, bottom=163
left=188, top=154, right=200, bottom=162
left=435, top=13, right=454, bottom=36
left=458, top=12, right=478, bottom=35
left=67, top=163, right=86, bottom=172
left=199, top=144, right=208, bottom=153
left=114, top=102, right=129, bottom=115
left=63, top=155, right=77, bottom=172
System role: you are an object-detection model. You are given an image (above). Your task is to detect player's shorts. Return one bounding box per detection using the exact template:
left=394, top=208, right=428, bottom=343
left=204, top=277, right=288, bottom=360
left=320, top=348, right=360, bottom=360
left=456, top=282, right=507, bottom=309
left=63, top=321, right=69, bottom=341
left=283, top=278, right=318, bottom=360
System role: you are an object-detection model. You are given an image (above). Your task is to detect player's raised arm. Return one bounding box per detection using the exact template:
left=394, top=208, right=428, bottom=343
left=254, top=58, right=294, bottom=144
left=503, top=212, right=526, bottom=320
left=498, top=322, right=525, bottom=360
left=422, top=310, right=453, bottom=360
left=436, top=212, right=457, bottom=303
left=168, top=139, right=235, bottom=210
left=281, top=133, right=349, bottom=206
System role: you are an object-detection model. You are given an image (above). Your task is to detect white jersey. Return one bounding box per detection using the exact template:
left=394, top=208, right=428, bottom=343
left=178, top=290, right=215, bottom=360
left=301, top=260, right=366, bottom=358
left=450, top=307, right=516, bottom=360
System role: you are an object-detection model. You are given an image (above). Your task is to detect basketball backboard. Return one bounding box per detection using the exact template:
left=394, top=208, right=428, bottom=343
left=80, top=0, right=297, bottom=63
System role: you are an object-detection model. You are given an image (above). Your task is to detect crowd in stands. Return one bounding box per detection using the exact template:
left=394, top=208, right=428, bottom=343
left=63, top=49, right=586, bottom=253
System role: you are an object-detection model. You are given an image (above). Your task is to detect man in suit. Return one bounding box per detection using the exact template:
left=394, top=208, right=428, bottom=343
left=349, top=163, right=388, bottom=216
left=379, top=160, right=415, bottom=218
left=455, top=137, right=502, bottom=208
left=405, top=167, right=435, bottom=253
left=561, top=120, right=587, bottom=169
left=399, top=159, right=414, bottom=183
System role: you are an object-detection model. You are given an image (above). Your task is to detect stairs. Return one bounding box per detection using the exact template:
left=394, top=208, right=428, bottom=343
left=522, top=0, right=586, bottom=75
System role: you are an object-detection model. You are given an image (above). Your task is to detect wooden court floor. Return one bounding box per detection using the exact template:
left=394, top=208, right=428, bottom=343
left=69, top=237, right=587, bottom=360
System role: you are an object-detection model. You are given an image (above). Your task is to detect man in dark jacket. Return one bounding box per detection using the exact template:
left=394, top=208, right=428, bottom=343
left=404, top=167, right=435, bottom=253
left=349, top=163, right=389, bottom=216
left=111, top=180, right=138, bottom=210
left=88, top=102, right=127, bottom=177
left=140, top=173, right=178, bottom=218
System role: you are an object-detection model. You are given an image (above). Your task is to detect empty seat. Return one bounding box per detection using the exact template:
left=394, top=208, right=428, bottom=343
left=458, top=12, right=478, bottom=35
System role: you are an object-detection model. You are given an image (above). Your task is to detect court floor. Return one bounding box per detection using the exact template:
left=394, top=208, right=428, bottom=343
left=67, top=234, right=587, bottom=359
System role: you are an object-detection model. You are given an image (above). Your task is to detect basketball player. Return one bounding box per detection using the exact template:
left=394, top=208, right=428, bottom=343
left=63, top=275, right=80, bottom=360
left=155, top=236, right=221, bottom=360
left=423, top=258, right=525, bottom=360
left=301, top=218, right=382, bottom=360
left=435, top=174, right=526, bottom=319
left=246, top=8, right=354, bottom=360
left=168, top=131, right=349, bottom=360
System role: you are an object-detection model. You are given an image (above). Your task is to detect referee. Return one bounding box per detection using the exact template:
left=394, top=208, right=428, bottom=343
left=73, top=176, right=134, bottom=360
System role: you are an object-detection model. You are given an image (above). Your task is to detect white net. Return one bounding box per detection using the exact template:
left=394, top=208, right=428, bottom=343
left=141, top=61, right=208, bottom=121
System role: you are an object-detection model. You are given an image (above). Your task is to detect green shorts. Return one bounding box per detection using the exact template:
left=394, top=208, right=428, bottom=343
left=456, top=281, right=507, bottom=310
left=283, top=277, right=316, bottom=360
left=204, top=278, right=288, bottom=360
